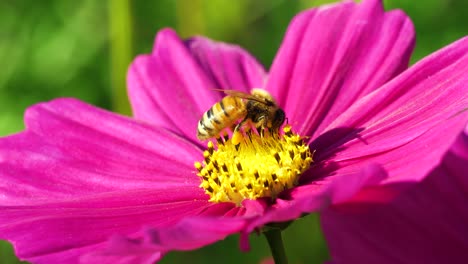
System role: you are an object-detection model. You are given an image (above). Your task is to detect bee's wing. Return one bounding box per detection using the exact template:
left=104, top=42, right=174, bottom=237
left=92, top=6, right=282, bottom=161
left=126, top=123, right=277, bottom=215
left=212, top=89, right=267, bottom=104
left=211, top=89, right=249, bottom=97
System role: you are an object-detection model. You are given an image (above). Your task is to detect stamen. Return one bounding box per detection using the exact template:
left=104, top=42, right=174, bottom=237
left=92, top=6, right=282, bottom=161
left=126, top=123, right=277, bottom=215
left=194, top=125, right=313, bottom=205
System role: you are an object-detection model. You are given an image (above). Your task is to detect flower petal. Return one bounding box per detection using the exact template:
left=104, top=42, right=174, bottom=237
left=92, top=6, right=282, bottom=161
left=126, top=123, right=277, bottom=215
left=246, top=164, right=388, bottom=231
left=267, top=0, right=414, bottom=137
left=0, top=187, right=209, bottom=263
left=320, top=129, right=468, bottom=263
left=185, top=36, right=267, bottom=91
left=127, top=28, right=266, bottom=143
left=0, top=187, right=210, bottom=264
left=0, top=99, right=243, bottom=263
left=81, top=217, right=247, bottom=263
left=0, top=98, right=202, bottom=204
left=312, top=37, right=468, bottom=189
left=80, top=236, right=162, bottom=264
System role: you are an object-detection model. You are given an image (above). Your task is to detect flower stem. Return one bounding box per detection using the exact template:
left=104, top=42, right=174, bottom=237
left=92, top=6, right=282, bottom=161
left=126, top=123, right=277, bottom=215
left=264, top=229, right=288, bottom=264
left=108, top=0, right=133, bottom=115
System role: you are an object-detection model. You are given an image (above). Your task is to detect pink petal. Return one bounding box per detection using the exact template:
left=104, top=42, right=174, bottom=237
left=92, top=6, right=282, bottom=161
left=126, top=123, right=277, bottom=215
left=321, top=129, right=468, bottom=263
left=0, top=99, right=221, bottom=263
left=144, top=217, right=248, bottom=251
left=267, top=0, right=415, bottom=137
left=0, top=187, right=211, bottom=264
left=127, top=28, right=266, bottom=143
left=186, top=36, right=267, bottom=91
left=81, top=236, right=162, bottom=264
left=0, top=98, right=203, bottom=204
left=312, top=37, right=468, bottom=190
left=246, top=164, right=388, bottom=231
left=82, top=217, right=248, bottom=263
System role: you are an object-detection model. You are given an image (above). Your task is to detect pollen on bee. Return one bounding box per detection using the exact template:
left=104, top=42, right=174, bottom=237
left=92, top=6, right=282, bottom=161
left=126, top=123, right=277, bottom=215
left=231, top=130, right=244, bottom=146
left=194, top=125, right=313, bottom=205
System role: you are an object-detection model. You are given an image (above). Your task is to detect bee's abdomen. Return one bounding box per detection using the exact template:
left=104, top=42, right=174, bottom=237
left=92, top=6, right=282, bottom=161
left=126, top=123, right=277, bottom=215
left=197, top=96, right=246, bottom=140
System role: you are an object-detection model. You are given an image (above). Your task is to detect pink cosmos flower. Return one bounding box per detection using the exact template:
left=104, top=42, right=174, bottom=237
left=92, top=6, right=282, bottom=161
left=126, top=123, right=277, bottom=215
left=0, top=0, right=467, bottom=263
left=321, top=126, right=468, bottom=263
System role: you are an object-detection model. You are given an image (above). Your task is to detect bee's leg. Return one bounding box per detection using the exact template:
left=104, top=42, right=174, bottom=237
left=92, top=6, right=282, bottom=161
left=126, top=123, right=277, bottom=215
left=216, top=131, right=229, bottom=145
left=231, top=123, right=240, bottom=134
left=255, top=118, right=266, bottom=137
left=231, top=118, right=249, bottom=146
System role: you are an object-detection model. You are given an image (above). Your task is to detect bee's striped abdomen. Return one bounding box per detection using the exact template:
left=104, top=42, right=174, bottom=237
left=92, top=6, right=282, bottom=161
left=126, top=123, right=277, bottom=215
left=197, top=96, right=246, bottom=140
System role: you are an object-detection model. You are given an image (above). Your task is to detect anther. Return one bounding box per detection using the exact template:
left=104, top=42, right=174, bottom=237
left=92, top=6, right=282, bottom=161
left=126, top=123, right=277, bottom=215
left=212, top=160, right=219, bottom=170
left=207, top=141, right=214, bottom=154
left=194, top=162, right=203, bottom=172
left=274, top=152, right=281, bottom=163
left=213, top=177, right=221, bottom=186
left=203, top=151, right=211, bottom=163
left=236, top=160, right=242, bottom=171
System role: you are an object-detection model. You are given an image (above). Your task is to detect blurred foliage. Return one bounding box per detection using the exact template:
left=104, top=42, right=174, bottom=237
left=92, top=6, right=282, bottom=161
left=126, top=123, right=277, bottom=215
left=0, top=0, right=467, bottom=263
left=0, top=1, right=109, bottom=135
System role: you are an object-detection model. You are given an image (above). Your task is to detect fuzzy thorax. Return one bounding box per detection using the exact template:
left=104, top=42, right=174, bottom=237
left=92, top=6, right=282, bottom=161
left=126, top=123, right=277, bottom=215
left=194, top=125, right=313, bottom=205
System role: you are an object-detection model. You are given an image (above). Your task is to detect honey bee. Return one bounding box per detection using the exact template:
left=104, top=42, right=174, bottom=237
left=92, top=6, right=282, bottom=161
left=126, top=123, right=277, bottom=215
left=197, top=89, right=285, bottom=144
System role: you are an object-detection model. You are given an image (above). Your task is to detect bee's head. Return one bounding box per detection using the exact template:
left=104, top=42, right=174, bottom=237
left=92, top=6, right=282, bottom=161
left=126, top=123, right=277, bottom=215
left=272, top=108, right=286, bottom=130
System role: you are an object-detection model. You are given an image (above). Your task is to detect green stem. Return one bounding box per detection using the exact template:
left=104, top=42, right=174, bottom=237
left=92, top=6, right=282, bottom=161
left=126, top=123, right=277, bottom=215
left=264, top=229, right=288, bottom=264
left=108, top=0, right=133, bottom=115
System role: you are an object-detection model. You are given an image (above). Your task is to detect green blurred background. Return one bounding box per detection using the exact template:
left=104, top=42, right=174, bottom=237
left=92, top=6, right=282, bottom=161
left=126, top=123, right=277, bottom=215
left=0, top=0, right=466, bottom=263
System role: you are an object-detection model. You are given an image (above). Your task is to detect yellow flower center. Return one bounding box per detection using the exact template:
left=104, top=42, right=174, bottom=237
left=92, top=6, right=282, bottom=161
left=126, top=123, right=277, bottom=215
left=194, top=125, right=313, bottom=205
